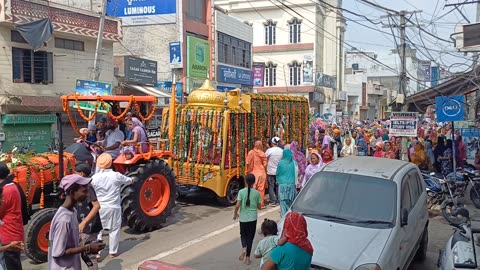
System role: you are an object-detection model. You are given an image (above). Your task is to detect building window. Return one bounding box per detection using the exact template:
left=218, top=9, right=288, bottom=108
left=11, top=30, right=27, bottom=43
left=289, top=18, right=301, bottom=44
left=265, top=63, right=277, bottom=86
left=55, top=38, right=84, bottom=51
left=12, top=48, right=53, bottom=84
left=264, top=20, right=276, bottom=45
left=289, top=61, right=301, bottom=86
left=186, top=0, right=206, bottom=23
left=217, top=32, right=252, bottom=68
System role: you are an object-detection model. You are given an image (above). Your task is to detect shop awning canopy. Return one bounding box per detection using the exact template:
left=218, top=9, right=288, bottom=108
left=122, top=83, right=172, bottom=98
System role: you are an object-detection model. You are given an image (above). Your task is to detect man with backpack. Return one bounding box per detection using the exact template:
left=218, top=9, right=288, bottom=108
left=0, top=162, right=24, bottom=270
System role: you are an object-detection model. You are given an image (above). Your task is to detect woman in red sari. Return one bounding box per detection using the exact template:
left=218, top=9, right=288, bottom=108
left=246, top=140, right=268, bottom=208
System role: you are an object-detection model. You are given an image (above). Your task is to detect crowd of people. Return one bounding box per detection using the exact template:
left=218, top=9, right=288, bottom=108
left=235, top=119, right=477, bottom=269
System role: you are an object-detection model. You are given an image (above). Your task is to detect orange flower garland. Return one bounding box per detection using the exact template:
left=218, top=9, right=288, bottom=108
left=133, top=100, right=157, bottom=121
left=104, top=96, right=134, bottom=120
left=244, top=112, right=248, bottom=175
left=74, top=94, right=99, bottom=121
left=236, top=113, right=240, bottom=178
left=209, top=110, right=218, bottom=172
left=186, top=110, right=196, bottom=179
left=65, top=104, right=84, bottom=137
left=40, top=168, right=45, bottom=209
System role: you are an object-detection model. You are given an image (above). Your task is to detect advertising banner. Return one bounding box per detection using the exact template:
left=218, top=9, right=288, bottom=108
left=389, top=112, right=418, bottom=137
left=315, top=72, right=336, bottom=89
left=435, top=96, right=465, bottom=122
left=423, top=65, right=431, bottom=82
left=461, top=128, right=480, bottom=160
left=169, top=42, right=182, bottom=69
left=106, top=0, right=176, bottom=26
left=187, top=36, right=210, bottom=79
left=252, top=64, right=265, bottom=86
left=303, top=55, right=314, bottom=84
left=218, top=65, right=252, bottom=85
left=124, top=56, right=158, bottom=85
left=74, top=80, right=111, bottom=113
left=431, top=66, right=439, bottom=87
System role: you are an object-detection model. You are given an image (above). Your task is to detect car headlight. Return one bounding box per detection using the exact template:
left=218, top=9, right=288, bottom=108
left=355, top=264, right=381, bottom=270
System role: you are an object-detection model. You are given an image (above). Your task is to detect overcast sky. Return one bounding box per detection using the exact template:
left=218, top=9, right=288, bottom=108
left=343, top=0, right=477, bottom=73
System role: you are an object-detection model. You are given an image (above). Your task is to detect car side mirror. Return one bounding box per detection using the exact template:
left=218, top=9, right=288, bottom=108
left=401, top=208, right=409, bottom=226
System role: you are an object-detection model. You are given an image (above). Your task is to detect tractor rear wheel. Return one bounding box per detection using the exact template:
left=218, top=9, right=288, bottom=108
left=121, top=159, right=176, bottom=232
left=24, top=208, right=57, bottom=263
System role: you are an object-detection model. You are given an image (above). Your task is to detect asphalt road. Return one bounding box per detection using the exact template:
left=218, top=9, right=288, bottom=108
left=21, top=193, right=470, bottom=270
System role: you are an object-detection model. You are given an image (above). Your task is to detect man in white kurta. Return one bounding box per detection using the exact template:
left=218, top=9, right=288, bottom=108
left=91, top=153, right=132, bottom=257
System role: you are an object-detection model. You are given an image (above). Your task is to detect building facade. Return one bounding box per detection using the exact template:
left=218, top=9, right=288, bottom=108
left=216, top=0, right=345, bottom=115
left=215, top=7, right=253, bottom=92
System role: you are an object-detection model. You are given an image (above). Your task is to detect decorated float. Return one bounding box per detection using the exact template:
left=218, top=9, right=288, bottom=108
left=161, top=80, right=309, bottom=205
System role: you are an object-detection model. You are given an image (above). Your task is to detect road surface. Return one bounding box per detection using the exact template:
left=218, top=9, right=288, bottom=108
left=21, top=193, right=468, bottom=270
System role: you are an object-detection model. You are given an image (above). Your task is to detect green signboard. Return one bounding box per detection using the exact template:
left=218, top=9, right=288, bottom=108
left=2, top=114, right=56, bottom=125
left=1, top=114, right=55, bottom=153
left=187, top=36, right=210, bottom=79
left=2, top=124, right=52, bottom=153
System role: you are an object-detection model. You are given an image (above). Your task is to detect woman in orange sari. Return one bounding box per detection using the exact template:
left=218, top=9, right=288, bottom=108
left=247, top=140, right=267, bottom=208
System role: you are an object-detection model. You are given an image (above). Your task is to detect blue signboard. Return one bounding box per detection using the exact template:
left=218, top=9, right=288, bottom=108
left=423, top=65, right=431, bottom=82
left=431, top=66, right=439, bottom=87
left=156, top=81, right=183, bottom=98
left=217, top=85, right=237, bottom=92
left=106, top=0, right=176, bottom=26
left=218, top=65, right=253, bottom=85
left=169, top=42, right=182, bottom=68
left=435, top=96, right=465, bottom=122
left=75, top=79, right=111, bottom=113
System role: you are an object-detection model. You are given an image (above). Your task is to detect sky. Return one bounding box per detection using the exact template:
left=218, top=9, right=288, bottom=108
left=343, top=0, right=477, bottom=74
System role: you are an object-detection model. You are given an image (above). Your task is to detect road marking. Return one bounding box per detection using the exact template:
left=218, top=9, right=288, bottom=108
left=130, top=206, right=279, bottom=269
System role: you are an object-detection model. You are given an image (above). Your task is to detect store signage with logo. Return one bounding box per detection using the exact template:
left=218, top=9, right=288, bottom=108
left=169, top=42, right=182, bottom=69
left=187, top=36, right=210, bottom=79
left=125, top=56, right=158, bottom=85
left=106, top=0, right=176, bottom=26
left=218, top=65, right=252, bottom=85
left=74, top=79, right=111, bottom=113
left=389, top=112, right=418, bottom=137
left=252, top=63, right=264, bottom=86
left=303, top=55, right=314, bottom=84
left=186, top=78, right=216, bottom=94
left=315, top=72, right=336, bottom=89
left=436, top=95, right=465, bottom=122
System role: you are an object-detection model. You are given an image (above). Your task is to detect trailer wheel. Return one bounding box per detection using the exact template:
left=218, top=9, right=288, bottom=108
left=217, top=177, right=243, bottom=206
left=24, top=208, right=57, bottom=263
left=121, top=159, right=176, bottom=232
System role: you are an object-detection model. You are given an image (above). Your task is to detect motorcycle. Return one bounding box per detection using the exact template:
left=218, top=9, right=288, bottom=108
left=438, top=208, right=480, bottom=269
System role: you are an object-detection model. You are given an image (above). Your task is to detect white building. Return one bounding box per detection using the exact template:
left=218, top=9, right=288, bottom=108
left=216, top=0, right=345, bottom=115
left=344, top=47, right=430, bottom=120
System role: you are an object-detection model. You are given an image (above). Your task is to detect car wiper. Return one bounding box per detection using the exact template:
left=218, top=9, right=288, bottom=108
left=352, top=219, right=391, bottom=225
left=302, top=213, right=352, bottom=222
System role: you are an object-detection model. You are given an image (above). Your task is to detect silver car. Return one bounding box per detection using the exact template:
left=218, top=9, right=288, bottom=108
left=286, top=156, right=429, bottom=270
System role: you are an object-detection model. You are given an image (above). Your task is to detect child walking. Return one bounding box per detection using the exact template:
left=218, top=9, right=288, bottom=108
left=233, top=173, right=262, bottom=265
left=254, top=219, right=286, bottom=268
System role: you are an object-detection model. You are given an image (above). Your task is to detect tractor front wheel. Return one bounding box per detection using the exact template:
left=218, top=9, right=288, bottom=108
left=24, top=208, right=57, bottom=263
left=121, top=159, right=176, bottom=232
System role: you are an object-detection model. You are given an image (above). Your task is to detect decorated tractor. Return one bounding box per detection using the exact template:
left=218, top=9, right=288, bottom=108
left=161, top=80, right=309, bottom=206
left=9, top=95, right=176, bottom=263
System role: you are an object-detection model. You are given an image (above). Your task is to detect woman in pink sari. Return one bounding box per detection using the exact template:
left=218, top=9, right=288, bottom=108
left=246, top=140, right=267, bottom=208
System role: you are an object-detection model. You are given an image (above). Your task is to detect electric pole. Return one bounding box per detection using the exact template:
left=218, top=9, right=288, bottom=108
left=92, top=0, right=108, bottom=81
left=382, top=10, right=421, bottom=161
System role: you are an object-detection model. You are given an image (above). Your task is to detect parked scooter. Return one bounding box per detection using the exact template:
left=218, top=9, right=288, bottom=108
left=438, top=208, right=480, bottom=269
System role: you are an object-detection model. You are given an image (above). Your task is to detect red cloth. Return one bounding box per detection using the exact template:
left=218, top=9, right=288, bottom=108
left=281, top=212, right=314, bottom=255
left=0, top=183, right=24, bottom=244
left=322, top=149, right=333, bottom=164
left=374, top=150, right=385, bottom=158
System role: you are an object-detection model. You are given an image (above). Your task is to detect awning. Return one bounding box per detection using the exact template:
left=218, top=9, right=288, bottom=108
left=122, top=83, right=172, bottom=98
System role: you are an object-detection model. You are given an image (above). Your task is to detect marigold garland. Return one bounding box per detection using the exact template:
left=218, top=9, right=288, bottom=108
left=74, top=94, right=99, bottom=121
left=103, top=96, right=133, bottom=120
left=235, top=113, right=240, bottom=178
left=209, top=110, right=218, bottom=172
left=133, top=100, right=157, bottom=121
left=39, top=168, right=45, bottom=209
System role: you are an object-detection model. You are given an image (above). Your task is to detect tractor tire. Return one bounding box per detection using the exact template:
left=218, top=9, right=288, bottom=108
left=121, top=159, right=176, bottom=233
left=24, top=208, right=57, bottom=263
left=217, top=177, right=243, bottom=206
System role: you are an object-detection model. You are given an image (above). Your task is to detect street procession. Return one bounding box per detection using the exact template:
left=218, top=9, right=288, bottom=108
left=1, top=0, right=480, bottom=270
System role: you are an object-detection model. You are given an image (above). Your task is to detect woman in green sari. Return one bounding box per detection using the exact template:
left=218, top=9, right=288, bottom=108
left=276, top=149, right=298, bottom=217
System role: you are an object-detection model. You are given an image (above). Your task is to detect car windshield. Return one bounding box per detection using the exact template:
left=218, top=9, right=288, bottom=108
left=292, top=172, right=397, bottom=228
